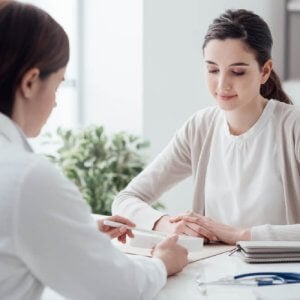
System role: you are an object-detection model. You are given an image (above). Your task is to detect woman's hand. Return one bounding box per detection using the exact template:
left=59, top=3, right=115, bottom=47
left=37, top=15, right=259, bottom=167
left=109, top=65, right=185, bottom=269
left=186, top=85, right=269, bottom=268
left=97, top=215, right=135, bottom=243
left=153, top=215, right=216, bottom=242
left=169, top=212, right=251, bottom=245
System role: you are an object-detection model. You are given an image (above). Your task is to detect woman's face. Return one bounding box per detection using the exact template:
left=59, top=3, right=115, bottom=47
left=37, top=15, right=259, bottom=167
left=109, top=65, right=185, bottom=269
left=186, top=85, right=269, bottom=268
left=19, top=67, right=66, bottom=137
left=203, top=38, right=269, bottom=112
left=33, top=67, right=66, bottom=135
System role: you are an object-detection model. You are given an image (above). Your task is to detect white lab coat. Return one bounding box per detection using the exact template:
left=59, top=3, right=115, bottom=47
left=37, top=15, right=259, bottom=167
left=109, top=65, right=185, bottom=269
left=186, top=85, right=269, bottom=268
left=0, top=112, right=166, bottom=300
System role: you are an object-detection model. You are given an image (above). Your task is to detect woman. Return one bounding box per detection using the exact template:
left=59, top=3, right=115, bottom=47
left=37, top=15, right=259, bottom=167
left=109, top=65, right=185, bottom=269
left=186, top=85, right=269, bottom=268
left=113, top=9, right=300, bottom=245
left=0, top=1, right=187, bottom=299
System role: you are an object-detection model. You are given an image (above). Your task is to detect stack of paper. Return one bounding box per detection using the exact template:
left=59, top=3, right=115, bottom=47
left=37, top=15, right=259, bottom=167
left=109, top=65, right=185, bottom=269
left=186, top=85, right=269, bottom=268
left=235, top=241, right=300, bottom=263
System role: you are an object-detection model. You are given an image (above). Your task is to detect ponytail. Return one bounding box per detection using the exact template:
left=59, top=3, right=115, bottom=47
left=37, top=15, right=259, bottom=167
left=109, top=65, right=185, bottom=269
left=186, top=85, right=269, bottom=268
left=260, top=70, right=293, bottom=104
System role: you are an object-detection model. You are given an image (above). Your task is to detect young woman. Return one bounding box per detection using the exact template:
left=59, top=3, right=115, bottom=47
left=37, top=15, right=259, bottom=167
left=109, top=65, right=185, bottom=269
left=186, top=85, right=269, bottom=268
left=0, top=1, right=187, bottom=299
left=113, top=9, right=300, bottom=245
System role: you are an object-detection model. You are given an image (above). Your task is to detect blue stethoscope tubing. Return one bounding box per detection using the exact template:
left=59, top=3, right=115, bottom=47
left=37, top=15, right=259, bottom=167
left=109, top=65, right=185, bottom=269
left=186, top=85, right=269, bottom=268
left=234, top=272, right=300, bottom=286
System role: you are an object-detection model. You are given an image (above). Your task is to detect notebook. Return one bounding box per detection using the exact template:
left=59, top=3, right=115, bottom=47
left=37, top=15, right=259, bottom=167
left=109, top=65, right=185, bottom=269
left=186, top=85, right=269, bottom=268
left=235, top=241, right=300, bottom=263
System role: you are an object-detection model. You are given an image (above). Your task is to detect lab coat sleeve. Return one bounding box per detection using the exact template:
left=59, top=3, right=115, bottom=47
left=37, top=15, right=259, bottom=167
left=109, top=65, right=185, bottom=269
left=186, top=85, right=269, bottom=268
left=13, top=157, right=167, bottom=300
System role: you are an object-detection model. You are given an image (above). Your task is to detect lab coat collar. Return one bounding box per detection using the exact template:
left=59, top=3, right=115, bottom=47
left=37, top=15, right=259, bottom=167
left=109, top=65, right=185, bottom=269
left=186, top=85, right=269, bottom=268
left=0, top=112, right=33, bottom=152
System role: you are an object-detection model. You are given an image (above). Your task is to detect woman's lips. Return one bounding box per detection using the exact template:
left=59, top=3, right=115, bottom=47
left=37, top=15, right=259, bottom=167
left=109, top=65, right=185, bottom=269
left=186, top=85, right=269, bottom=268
left=218, top=94, right=237, bottom=101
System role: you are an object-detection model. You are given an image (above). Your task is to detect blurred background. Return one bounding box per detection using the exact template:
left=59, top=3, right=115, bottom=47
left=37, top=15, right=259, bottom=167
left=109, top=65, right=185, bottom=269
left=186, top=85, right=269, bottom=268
left=22, top=0, right=300, bottom=214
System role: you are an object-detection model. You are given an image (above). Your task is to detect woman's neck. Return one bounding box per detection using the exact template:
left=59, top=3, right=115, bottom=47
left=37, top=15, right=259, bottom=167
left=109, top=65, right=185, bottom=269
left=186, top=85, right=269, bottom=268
left=225, top=96, right=268, bottom=136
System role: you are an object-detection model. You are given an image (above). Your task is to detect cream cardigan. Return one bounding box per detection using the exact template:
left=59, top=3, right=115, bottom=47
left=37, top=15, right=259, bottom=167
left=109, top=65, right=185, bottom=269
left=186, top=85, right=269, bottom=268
left=113, top=100, right=300, bottom=241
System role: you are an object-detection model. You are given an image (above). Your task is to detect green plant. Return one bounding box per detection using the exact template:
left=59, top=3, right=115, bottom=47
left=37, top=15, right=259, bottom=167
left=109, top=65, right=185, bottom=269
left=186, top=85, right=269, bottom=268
left=43, top=126, right=164, bottom=215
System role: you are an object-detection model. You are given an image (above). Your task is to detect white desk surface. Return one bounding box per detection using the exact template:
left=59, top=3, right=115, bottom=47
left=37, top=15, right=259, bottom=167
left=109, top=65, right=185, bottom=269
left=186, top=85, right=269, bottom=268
left=154, top=252, right=300, bottom=300
left=42, top=248, right=300, bottom=300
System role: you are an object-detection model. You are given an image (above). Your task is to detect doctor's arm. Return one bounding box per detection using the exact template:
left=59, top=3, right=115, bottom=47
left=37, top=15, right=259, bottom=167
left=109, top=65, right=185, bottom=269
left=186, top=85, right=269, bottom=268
left=15, top=158, right=187, bottom=300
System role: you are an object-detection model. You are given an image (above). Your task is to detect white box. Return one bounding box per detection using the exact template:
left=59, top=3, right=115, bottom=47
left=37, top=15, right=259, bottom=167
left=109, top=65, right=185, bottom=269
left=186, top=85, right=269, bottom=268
left=129, top=231, right=203, bottom=252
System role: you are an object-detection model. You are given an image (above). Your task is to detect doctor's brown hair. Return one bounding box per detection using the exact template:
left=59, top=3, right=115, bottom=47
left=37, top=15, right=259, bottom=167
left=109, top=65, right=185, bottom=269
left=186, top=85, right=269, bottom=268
left=0, top=0, right=69, bottom=117
left=202, top=9, right=292, bottom=104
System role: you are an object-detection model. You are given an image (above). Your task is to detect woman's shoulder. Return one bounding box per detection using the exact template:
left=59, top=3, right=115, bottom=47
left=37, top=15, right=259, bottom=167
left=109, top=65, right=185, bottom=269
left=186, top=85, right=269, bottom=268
left=172, top=105, right=222, bottom=144
left=23, top=154, right=67, bottom=186
left=271, top=101, right=300, bottom=151
left=13, top=152, right=80, bottom=207
left=181, top=105, right=222, bottom=132
left=272, top=100, right=300, bottom=126
left=0, top=149, right=66, bottom=204
left=3, top=148, right=65, bottom=187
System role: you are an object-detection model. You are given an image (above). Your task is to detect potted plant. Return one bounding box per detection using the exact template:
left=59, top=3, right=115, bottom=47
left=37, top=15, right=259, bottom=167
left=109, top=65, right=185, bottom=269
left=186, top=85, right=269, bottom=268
left=43, top=126, right=164, bottom=215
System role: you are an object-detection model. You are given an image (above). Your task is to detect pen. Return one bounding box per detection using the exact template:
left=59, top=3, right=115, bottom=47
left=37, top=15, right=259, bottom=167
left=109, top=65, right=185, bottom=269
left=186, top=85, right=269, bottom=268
left=103, top=220, right=168, bottom=237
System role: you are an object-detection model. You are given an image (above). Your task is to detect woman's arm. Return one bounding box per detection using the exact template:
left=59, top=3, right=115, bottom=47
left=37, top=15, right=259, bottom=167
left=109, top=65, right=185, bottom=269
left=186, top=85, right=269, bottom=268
left=169, top=212, right=300, bottom=244
left=252, top=224, right=300, bottom=241
left=112, top=119, right=194, bottom=229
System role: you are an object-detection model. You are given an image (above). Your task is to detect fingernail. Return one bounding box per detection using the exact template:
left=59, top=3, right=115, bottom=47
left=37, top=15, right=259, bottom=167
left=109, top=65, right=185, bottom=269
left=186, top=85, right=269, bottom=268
left=120, top=227, right=126, bottom=233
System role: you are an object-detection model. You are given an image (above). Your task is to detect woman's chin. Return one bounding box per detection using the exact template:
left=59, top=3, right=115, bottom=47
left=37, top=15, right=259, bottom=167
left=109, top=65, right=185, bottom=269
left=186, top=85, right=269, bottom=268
left=26, top=127, right=42, bottom=138
left=217, top=101, right=237, bottom=111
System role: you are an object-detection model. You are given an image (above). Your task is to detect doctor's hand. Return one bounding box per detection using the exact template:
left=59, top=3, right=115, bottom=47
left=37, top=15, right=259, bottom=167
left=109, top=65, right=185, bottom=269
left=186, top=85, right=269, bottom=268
left=152, top=235, right=188, bottom=276
left=97, top=215, right=135, bottom=244
left=169, top=212, right=251, bottom=245
left=153, top=214, right=216, bottom=242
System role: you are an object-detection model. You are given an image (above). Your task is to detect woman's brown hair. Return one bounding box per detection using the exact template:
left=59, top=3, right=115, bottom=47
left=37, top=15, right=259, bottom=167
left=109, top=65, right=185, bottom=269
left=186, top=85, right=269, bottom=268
left=0, top=0, right=70, bottom=117
left=203, top=9, right=292, bottom=104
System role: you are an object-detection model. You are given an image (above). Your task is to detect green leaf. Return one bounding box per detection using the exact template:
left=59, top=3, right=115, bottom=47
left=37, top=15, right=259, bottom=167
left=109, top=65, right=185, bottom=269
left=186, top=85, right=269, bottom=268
left=42, top=125, right=165, bottom=214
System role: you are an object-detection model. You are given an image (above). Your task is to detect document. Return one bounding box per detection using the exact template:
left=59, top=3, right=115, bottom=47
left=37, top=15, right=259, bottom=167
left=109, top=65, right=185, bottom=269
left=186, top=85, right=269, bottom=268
left=114, top=240, right=234, bottom=263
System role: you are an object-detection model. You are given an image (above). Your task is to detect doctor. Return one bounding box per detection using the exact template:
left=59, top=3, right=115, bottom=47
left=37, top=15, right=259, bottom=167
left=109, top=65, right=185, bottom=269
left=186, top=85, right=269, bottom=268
left=0, top=1, right=187, bottom=299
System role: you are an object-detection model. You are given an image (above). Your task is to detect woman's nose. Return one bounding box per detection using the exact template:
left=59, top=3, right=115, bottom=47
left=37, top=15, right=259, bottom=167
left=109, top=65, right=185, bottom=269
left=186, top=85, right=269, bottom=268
left=218, top=76, right=232, bottom=92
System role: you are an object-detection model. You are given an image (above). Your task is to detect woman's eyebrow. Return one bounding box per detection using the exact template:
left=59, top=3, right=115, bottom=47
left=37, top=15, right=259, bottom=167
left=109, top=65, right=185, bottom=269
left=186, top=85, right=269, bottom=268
left=205, top=60, right=249, bottom=67
left=229, top=62, right=250, bottom=67
left=205, top=60, right=217, bottom=65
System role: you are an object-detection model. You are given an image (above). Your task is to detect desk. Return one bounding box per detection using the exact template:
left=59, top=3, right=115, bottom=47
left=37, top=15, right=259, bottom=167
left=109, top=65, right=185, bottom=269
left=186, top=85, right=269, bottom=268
left=155, top=252, right=300, bottom=300
left=42, top=248, right=300, bottom=300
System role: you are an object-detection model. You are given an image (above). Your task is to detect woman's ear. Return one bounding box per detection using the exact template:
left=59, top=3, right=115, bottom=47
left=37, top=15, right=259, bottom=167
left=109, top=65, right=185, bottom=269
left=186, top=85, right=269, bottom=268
left=261, top=59, right=273, bottom=84
left=19, top=68, right=40, bottom=99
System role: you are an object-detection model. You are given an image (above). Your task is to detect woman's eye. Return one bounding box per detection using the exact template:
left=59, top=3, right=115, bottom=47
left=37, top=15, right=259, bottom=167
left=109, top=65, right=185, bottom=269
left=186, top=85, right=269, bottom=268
left=232, top=71, right=245, bottom=76
left=208, top=69, right=219, bottom=74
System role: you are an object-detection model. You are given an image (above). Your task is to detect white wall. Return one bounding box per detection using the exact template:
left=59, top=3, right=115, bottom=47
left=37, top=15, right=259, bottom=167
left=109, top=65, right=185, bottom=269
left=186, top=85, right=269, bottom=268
left=82, top=0, right=143, bottom=135
left=143, top=0, right=287, bottom=214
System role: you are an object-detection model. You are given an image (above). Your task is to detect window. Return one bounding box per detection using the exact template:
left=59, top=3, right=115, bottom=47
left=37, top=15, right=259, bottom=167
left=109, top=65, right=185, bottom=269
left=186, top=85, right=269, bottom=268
left=19, top=0, right=143, bottom=151
left=283, top=0, right=300, bottom=105
left=285, top=0, right=300, bottom=80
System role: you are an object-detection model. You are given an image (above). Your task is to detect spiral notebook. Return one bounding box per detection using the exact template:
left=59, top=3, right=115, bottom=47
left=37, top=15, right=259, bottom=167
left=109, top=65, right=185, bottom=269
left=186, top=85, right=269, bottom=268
left=235, top=241, right=300, bottom=263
